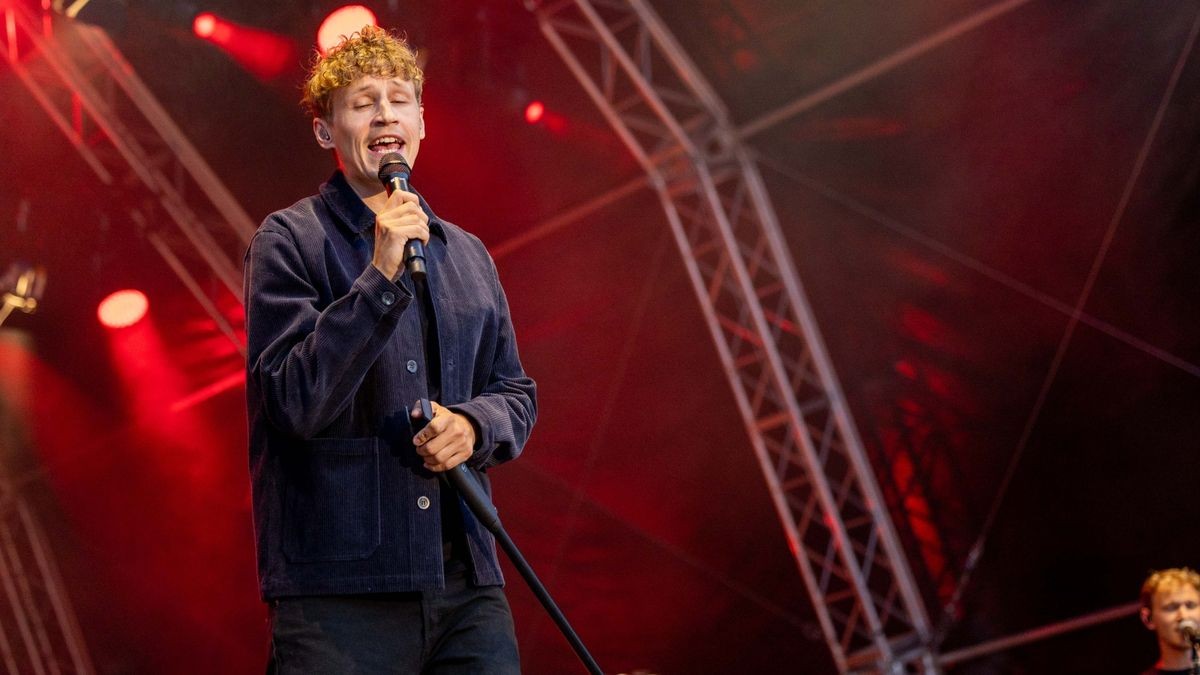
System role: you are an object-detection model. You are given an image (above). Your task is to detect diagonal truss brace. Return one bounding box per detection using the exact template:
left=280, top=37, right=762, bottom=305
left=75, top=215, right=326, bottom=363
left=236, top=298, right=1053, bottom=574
left=0, top=486, right=95, bottom=675
left=0, top=337, right=95, bottom=675
left=528, top=0, right=937, bottom=671
left=1, top=0, right=251, bottom=353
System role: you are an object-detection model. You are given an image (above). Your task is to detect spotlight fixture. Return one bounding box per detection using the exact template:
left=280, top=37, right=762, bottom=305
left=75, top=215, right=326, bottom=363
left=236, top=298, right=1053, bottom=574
left=51, top=0, right=128, bottom=33
left=0, top=263, right=47, bottom=328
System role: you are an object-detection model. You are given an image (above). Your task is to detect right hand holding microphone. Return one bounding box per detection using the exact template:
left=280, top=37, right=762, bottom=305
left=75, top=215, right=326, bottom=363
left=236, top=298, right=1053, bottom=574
left=372, top=187, right=429, bottom=281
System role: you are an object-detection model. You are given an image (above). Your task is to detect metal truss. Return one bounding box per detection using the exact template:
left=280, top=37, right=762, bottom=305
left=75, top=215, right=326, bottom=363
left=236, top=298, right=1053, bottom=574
left=527, top=0, right=936, bottom=671
left=0, top=3, right=257, bottom=669
left=0, top=353, right=93, bottom=675
left=0, top=484, right=94, bottom=675
left=1, top=0, right=251, bottom=353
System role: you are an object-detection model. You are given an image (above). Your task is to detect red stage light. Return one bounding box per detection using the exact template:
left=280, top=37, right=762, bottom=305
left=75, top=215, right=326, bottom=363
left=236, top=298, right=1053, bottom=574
left=98, top=290, right=149, bottom=329
left=192, top=11, right=295, bottom=80
left=317, top=5, right=378, bottom=55
left=524, top=101, right=545, bottom=124
left=193, top=12, right=216, bottom=39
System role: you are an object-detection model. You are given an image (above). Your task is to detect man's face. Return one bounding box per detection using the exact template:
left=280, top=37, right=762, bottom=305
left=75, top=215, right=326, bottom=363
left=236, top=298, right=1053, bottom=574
left=1144, top=583, right=1200, bottom=652
left=314, top=75, right=424, bottom=198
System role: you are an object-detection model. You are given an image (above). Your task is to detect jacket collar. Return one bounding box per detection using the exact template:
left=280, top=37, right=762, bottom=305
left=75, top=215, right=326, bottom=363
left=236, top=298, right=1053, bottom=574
left=319, top=170, right=448, bottom=243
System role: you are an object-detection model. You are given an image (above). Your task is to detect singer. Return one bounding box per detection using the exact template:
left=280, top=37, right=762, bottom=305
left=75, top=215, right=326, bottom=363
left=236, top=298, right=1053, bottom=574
left=243, top=25, right=536, bottom=673
left=1139, top=567, right=1200, bottom=675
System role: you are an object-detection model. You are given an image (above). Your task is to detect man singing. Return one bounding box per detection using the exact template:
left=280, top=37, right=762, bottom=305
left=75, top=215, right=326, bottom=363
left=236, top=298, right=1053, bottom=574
left=243, top=25, right=536, bottom=672
left=1140, top=567, right=1200, bottom=675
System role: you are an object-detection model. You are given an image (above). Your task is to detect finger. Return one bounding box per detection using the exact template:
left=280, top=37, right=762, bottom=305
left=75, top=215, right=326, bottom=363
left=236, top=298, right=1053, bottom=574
left=413, top=424, right=433, bottom=448
left=426, top=401, right=455, bottom=431
left=415, top=427, right=454, bottom=457
left=412, top=400, right=437, bottom=447
left=428, top=401, right=449, bottom=426
left=385, top=187, right=420, bottom=208
left=378, top=213, right=430, bottom=245
left=376, top=202, right=426, bottom=227
left=412, top=420, right=453, bottom=451
left=423, top=439, right=458, bottom=464
left=413, top=413, right=445, bottom=447
left=420, top=419, right=473, bottom=469
left=425, top=447, right=470, bottom=472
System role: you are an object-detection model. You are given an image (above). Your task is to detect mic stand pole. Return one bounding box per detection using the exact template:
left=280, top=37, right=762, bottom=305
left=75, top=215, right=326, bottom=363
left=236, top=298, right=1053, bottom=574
left=409, top=277, right=601, bottom=675
left=420, top=399, right=603, bottom=675
left=443, top=451, right=602, bottom=675
left=1191, top=638, right=1199, bottom=675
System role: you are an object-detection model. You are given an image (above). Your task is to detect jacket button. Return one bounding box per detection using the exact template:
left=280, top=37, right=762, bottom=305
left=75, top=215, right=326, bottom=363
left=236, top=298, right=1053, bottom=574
left=381, top=291, right=395, bottom=306
left=417, top=496, right=431, bottom=510
left=406, top=359, right=418, bottom=373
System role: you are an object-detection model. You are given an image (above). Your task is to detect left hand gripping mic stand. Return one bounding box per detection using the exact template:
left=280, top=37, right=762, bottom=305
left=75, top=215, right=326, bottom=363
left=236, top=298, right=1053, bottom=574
left=415, top=397, right=603, bottom=675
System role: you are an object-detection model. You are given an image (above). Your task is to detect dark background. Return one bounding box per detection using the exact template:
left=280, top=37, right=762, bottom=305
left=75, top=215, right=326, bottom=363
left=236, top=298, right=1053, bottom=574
left=1, top=0, right=1198, bottom=672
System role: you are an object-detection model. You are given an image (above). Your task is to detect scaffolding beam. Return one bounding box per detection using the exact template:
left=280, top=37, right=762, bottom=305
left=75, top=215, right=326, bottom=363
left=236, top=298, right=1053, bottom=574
left=0, top=330, right=94, bottom=675
left=528, top=0, right=937, bottom=671
left=0, top=0, right=250, bottom=353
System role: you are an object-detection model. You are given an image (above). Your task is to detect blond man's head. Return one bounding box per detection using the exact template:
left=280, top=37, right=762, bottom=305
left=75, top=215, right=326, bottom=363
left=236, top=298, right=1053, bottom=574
left=1141, top=568, right=1200, bottom=611
left=1140, top=567, right=1200, bottom=661
left=302, top=25, right=423, bottom=120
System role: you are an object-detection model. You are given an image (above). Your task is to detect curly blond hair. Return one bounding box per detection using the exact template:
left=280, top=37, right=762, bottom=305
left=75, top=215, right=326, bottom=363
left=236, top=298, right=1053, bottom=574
left=1141, top=567, right=1200, bottom=609
left=302, top=25, right=424, bottom=119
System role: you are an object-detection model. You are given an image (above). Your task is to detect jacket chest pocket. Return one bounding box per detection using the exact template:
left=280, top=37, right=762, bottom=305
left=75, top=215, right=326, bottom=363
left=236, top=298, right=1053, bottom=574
left=282, top=437, right=381, bottom=562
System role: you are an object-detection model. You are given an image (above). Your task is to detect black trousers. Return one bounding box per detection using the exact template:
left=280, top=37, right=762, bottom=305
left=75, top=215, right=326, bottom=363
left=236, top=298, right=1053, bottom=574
left=266, top=568, right=520, bottom=674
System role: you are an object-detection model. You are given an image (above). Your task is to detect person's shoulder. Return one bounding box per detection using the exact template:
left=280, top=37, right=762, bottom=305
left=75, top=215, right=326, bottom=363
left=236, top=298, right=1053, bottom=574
left=245, top=193, right=331, bottom=263
left=260, top=193, right=325, bottom=232
left=438, top=218, right=480, bottom=244
left=438, top=219, right=491, bottom=257
left=250, top=193, right=335, bottom=255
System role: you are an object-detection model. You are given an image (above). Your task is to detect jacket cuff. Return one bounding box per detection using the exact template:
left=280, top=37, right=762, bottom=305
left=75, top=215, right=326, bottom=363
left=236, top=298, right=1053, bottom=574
left=355, top=265, right=411, bottom=316
left=447, top=400, right=498, bottom=469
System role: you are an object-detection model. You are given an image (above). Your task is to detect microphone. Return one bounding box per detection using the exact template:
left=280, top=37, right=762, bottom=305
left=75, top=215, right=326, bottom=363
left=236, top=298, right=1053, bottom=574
left=376, top=152, right=426, bottom=281
left=1180, top=619, right=1200, bottom=643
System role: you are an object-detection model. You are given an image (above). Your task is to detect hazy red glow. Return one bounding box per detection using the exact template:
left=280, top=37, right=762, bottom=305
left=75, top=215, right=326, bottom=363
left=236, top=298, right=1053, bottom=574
left=317, top=5, right=377, bottom=55
left=98, top=290, right=148, bottom=328
left=170, top=370, right=244, bottom=413
left=193, top=12, right=295, bottom=80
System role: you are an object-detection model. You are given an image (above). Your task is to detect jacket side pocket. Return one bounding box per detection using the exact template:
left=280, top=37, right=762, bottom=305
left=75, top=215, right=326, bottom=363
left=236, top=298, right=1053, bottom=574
left=282, top=437, right=381, bottom=563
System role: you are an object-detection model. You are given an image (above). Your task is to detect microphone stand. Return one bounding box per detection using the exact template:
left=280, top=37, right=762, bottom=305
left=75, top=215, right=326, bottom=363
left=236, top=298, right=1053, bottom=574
left=411, top=275, right=602, bottom=675
left=437, top=430, right=603, bottom=675
left=1191, top=638, right=1199, bottom=675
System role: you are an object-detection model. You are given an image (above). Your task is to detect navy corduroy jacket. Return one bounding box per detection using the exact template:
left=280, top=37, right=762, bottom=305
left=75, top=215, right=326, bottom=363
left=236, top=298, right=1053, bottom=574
left=243, top=171, right=536, bottom=599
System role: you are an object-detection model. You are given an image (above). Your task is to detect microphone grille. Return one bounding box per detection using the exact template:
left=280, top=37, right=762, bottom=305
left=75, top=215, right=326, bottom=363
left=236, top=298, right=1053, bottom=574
left=377, top=152, right=410, bottom=181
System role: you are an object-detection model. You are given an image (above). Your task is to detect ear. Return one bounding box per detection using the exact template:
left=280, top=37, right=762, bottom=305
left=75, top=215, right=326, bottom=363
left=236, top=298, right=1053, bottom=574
left=418, top=105, right=426, bottom=140
left=1141, top=607, right=1155, bottom=630
left=313, top=118, right=335, bottom=149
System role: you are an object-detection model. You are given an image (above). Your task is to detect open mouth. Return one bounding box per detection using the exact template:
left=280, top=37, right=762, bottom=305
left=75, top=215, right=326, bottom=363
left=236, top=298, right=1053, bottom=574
left=368, top=136, right=404, bottom=156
